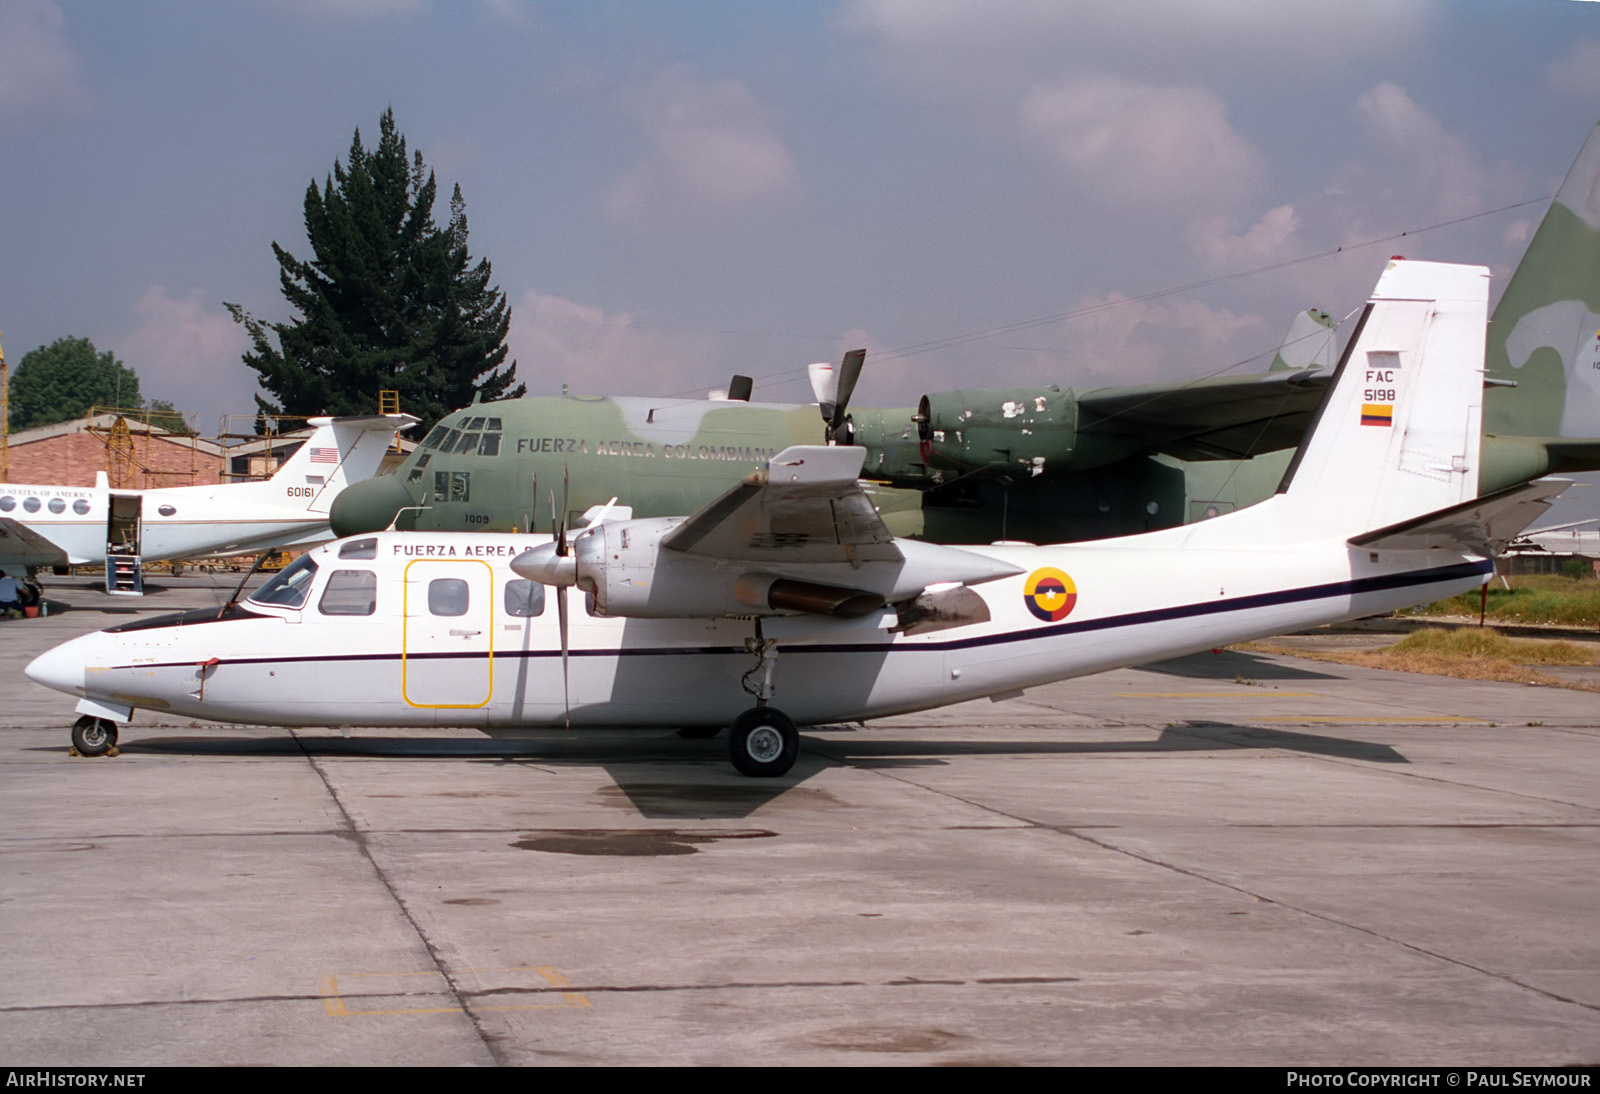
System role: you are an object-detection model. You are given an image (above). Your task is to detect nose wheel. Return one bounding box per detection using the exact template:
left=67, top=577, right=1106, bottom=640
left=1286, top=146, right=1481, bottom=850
left=70, top=715, right=120, bottom=758
left=728, top=706, right=798, bottom=777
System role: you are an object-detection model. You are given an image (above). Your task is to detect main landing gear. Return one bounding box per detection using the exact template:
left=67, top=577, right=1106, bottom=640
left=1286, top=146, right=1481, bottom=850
left=728, top=621, right=800, bottom=777
left=70, top=715, right=120, bottom=758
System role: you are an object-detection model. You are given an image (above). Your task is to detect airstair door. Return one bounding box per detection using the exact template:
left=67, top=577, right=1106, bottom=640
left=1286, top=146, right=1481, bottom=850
left=105, top=494, right=143, bottom=595
left=401, top=558, right=495, bottom=711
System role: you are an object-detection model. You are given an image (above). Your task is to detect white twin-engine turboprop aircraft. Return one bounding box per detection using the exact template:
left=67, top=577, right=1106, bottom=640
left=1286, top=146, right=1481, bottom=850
left=26, top=262, right=1564, bottom=775
left=0, top=414, right=415, bottom=594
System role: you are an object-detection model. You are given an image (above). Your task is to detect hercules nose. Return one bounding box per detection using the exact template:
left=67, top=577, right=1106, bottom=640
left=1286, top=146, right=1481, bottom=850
left=330, top=474, right=419, bottom=537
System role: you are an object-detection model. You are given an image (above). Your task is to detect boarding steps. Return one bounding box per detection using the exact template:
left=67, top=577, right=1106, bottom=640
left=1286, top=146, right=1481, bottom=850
left=106, top=554, right=144, bottom=596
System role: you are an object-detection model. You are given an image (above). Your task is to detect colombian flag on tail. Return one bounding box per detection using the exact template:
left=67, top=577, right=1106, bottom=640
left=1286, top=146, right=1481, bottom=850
left=1361, top=403, right=1393, bottom=427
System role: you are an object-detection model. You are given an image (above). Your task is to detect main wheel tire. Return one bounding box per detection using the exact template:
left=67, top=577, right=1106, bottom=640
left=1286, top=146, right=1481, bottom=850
left=71, top=716, right=118, bottom=758
left=728, top=707, right=799, bottom=777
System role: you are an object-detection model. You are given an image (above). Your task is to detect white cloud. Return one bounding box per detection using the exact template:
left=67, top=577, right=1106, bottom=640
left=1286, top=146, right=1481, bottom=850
left=1052, top=293, right=1265, bottom=385
left=1546, top=38, right=1600, bottom=99
left=602, top=67, right=801, bottom=228
left=108, top=288, right=253, bottom=434
left=1187, top=204, right=1302, bottom=270
left=1018, top=76, right=1267, bottom=211
left=0, top=1, right=91, bottom=127
left=508, top=289, right=717, bottom=395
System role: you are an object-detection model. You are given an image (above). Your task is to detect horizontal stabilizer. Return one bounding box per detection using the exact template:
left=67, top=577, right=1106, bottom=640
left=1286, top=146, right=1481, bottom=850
left=1349, top=479, right=1569, bottom=556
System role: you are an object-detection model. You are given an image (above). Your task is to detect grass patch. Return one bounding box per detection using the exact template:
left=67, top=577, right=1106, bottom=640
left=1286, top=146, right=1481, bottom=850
left=1402, top=574, right=1600, bottom=628
left=1240, top=627, right=1600, bottom=690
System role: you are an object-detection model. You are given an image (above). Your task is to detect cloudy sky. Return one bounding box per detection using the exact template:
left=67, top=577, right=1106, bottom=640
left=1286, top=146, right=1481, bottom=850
left=4, top=0, right=1600, bottom=444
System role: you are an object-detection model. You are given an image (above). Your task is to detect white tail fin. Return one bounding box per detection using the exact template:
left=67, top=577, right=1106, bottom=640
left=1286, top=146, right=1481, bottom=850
left=230, top=414, right=415, bottom=512
left=1189, top=261, right=1489, bottom=546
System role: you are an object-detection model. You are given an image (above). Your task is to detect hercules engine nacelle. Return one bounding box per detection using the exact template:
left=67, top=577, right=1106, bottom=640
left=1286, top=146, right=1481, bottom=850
left=911, top=386, right=1143, bottom=480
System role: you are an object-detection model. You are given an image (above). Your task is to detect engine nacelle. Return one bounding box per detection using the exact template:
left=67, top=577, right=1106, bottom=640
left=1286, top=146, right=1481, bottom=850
left=915, top=386, right=1080, bottom=479
left=511, top=518, right=1023, bottom=622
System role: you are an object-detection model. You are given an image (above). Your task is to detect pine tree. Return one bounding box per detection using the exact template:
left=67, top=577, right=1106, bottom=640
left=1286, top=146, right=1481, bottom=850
left=227, top=109, right=523, bottom=426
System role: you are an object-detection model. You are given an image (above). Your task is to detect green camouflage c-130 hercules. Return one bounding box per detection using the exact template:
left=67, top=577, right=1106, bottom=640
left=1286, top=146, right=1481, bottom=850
left=331, top=122, right=1600, bottom=546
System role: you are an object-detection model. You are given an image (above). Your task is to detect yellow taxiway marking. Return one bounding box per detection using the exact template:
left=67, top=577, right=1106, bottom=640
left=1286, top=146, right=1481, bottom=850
left=1114, top=691, right=1324, bottom=699
left=319, top=966, right=590, bottom=1017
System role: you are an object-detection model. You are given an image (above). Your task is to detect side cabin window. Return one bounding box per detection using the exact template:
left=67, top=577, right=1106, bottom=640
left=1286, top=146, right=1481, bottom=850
left=338, top=538, right=378, bottom=560
left=429, top=578, right=469, bottom=617
left=250, top=555, right=319, bottom=609
left=319, top=569, right=377, bottom=616
left=504, top=579, right=545, bottom=618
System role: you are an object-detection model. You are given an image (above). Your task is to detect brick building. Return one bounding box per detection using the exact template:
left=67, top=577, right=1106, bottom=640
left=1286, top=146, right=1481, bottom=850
left=3, top=414, right=226, bottom=488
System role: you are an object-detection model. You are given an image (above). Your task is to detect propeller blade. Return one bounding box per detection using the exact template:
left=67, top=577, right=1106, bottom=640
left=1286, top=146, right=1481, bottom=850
left=807, top=361, right=838, bottom=422
left=727, top=374, right=753, bottom=402
left=830, top=348, right=866, bottom=431
left=557, top=585, right=570, bottom=730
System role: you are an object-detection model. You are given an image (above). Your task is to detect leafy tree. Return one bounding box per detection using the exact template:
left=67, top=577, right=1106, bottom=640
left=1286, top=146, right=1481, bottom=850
left=9, top=337, right=144, bottom=431
left=227, top=108, right=523, bottom=426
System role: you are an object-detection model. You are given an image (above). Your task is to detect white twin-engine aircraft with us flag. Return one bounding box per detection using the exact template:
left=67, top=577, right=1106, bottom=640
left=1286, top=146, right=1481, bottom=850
left=26, top=262, right=1564, bottom=775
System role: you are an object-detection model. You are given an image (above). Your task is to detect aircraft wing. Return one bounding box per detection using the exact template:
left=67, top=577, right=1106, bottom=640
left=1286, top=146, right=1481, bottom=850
left=661, top=445, right=902, bottom=564
left=0, top=519, right=70, bottom=570
left=1349, top=479, right=1570, bottom=556
left=1077, top=368, right=1330, bottom=460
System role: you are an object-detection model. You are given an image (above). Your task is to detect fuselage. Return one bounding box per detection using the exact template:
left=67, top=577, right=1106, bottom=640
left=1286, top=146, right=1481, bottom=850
left=27, top=527, right=1490, bottom=733
left=0, top=479, right=331, bottom=571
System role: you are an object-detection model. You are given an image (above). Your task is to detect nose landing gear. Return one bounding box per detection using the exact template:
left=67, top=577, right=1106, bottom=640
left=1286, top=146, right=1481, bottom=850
left=70, top=715, right=120, bottom=758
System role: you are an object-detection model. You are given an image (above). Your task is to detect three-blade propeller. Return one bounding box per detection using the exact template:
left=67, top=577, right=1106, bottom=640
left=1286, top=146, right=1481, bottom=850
left=807, top=348, right=866, bottom=445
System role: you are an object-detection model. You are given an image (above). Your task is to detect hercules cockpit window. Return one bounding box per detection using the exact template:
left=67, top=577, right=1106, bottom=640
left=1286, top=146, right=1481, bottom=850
left=504, top=579, right=545, bottom=617
left=434, top=471, right=470, bottom=502
left=421, top=425, right=450, bottom=450
left=478, top=434, right=500, bottom=456
left=452, top=431, right=481, bottom=455
left=249, top=555, right=319, bottom=608
left=466, top=417, right=486, bottom=430
left=319, top=569, right=377, bottom=616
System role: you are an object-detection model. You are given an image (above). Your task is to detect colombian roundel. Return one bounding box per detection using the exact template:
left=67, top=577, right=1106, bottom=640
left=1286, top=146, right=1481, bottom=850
left=1024, top=567, right=1077, bottom=623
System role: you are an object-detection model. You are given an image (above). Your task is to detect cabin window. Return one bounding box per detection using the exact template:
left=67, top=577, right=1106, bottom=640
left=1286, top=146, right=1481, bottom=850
left=338, top=538, right=378, bottom=560
left=319, top=569, right=377, bottom=616
left=452, top=432, right=481, bottom=455
left=158, top=504, right=176, bottom=517
left=73, top=499, right=90, bottom=515
left=0, top=497, right=12, bottom=512
left=22, top=497, right=40, bottom=513
left=48, top=498, right=66, bottom=514
left=478, top=434, right=500, bottom=456
left=504, top=579, right=545, bottom=617
left=421, top=425, right=450, bottom=450
left=249, top=555, right=319, bottom=609
left=428, top=578, right=469, bottom=616
left=466, top=417, right=486, bottom=430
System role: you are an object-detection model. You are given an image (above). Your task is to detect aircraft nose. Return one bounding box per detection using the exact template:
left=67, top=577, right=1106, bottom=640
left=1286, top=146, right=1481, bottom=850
left=26, top=637, right=88, bottom=696
left=330, top=474, right=419, bottom=536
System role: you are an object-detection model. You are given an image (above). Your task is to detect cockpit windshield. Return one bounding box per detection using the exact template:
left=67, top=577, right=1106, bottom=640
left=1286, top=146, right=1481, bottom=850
left=247, top=554, right=320, bottom=609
